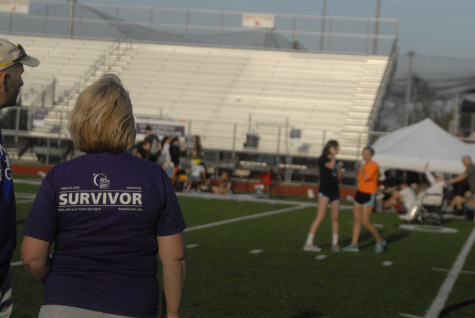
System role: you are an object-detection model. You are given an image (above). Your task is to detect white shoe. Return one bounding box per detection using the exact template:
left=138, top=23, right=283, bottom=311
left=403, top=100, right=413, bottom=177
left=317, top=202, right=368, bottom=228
left=303, top=244, right=322, bottom=252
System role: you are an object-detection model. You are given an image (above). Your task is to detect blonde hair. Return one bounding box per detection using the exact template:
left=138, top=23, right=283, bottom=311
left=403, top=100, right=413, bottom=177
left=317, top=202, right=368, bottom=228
left=69, top=74, right=136, bottom=153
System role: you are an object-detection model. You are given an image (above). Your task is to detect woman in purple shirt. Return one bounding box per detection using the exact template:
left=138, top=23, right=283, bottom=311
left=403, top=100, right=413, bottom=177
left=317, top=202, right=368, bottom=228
left=21, top=74, right=186, bottom=318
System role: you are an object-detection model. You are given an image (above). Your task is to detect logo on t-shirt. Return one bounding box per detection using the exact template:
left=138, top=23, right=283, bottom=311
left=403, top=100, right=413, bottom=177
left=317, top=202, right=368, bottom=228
left=0, top=143, right=13, bottom=203
left=93, top=173, right=110, bottom=189
left=57, top=172, right=143, bottom=212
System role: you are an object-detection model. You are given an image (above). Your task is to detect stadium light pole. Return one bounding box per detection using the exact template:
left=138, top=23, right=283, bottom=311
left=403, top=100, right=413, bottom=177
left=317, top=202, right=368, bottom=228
left=404, top=51, right=415, bottom=126
left=68, top=0, right=77, bottom=38
left=373, top=0, right=381, bottom=55
left=319, top=0, right=327, bottom=51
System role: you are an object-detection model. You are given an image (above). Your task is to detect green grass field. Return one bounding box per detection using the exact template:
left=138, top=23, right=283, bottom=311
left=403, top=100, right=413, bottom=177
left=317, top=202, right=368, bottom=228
left=12, top=178, right=475, bottom=318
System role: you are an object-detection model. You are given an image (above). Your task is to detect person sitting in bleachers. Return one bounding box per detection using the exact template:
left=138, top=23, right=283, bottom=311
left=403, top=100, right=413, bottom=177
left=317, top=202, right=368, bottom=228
left=185, top=161, right=209, bottom=192
left=212, top=171, right=233, bottom=195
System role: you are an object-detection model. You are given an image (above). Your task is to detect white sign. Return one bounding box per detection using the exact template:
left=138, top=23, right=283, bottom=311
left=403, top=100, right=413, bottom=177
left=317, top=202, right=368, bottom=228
left=0, top=1, right=29, bottom=14
left=242, top=13, right=275, bottom=29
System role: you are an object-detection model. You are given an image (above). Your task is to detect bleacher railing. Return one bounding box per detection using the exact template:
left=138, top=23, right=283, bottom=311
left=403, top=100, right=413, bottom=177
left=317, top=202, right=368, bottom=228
left=4, top=105, right=373, bottom=163
left=0, top=1, right=398, bottom=56
left=368, top=38, right=399, bottom=132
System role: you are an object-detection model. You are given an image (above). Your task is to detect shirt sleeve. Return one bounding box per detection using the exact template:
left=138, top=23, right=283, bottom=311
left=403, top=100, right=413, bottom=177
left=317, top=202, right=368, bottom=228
left=22, top=170, right=58, bottom=242
left=424, top=169, right=436, bottom=185
left=156, top=170, right=186, bottom=237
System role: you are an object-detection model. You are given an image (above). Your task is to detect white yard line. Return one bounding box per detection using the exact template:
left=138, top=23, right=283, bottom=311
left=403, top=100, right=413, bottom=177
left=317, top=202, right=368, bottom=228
left=399, top=313, right=422, bottom=318
left=424, top=226, right=475, bottom=318
left=177, top=191, right=354, bottom=210
left=16, top=199, right=35, bottom=204
left=185, top=205, right=306, bottom=232
left=15, top=179, right=42, bottom=185
left=177, top=191, right=319, bottom=206
left=432, top=268, right=475, bottom=275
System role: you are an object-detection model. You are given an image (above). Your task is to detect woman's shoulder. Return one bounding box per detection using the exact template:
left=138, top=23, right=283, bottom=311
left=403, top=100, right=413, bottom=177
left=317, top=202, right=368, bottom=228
left=368, top=160, right=379, bottom=168
left=318, top=155, right=329, bottom=164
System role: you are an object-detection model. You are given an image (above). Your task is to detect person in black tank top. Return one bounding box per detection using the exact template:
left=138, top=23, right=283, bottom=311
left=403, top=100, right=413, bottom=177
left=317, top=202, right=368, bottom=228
left=303, top=140, right=344, bottom=253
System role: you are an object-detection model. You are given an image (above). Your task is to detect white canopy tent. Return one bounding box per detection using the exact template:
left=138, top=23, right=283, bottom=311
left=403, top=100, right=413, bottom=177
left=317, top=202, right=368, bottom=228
left=372, top=118, right=474, bottom=174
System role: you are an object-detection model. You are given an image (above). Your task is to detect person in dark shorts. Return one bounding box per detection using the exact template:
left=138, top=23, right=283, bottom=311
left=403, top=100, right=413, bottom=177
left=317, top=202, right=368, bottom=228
left=445, top=155, right=475, bottom=213
left=343, top=146, right=386, bottom=253
left=304, top=140, right=344, bottom=253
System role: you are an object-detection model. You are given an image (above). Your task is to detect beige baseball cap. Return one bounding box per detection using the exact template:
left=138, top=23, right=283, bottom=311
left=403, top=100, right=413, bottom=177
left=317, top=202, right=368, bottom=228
left=0, top=38, right=39, bottom=71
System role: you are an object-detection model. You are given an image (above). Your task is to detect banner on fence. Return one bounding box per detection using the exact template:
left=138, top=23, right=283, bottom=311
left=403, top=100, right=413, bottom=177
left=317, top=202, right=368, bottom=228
left=0, top=1, right=29, bottom=14
left=33, top=110, right=45, bottom=127
left=135, top=118, right=186, bottom=139
left=290, top=128, right=302, bottom=144
left=242, top=13, right=275, bottom=28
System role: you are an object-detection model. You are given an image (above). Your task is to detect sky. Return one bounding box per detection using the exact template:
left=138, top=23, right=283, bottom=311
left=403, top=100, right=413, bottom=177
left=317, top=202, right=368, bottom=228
left=81, top=0, right=475, bottom=60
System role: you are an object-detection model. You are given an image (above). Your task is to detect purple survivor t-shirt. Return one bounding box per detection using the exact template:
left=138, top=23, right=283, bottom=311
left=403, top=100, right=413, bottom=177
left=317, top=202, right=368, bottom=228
left=23, top=153, right=186, bottom=317
left=0, top=130, right=16, bottom=285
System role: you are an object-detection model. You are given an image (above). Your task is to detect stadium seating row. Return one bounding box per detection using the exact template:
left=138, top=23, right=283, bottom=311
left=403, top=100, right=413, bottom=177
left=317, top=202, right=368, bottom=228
left=1, top=34, right=390, bottom=160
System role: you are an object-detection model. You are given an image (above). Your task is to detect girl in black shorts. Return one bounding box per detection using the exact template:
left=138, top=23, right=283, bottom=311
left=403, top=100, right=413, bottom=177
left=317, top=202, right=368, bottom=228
left=343, top=146, right=386, bottom=253
left=303, top=140, right=344, bottom=253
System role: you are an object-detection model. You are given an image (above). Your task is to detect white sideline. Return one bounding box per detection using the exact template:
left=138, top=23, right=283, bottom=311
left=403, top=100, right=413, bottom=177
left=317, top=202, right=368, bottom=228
left=424, top=226, right=475, bottom=318
left=399, top=314, right=422, bottom=318
left=432, top=267, right=475, bottom=275
left=15, top=179, right=42, bottom=185
left=176, top=191, right=354, bottom=210
left=184, top=205, right=306, bottom=232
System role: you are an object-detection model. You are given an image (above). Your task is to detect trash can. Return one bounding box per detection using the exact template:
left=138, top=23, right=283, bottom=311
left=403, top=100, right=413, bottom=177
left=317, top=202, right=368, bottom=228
left=245, top=133, right=259, bottom=148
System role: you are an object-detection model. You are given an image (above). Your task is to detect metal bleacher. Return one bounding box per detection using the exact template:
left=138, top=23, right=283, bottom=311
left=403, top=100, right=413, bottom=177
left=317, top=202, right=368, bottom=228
left=117, top=43, right=390, bottom=159
left=14, top=35, right=112, bottom=106
left=3, top=34, right=391, bottom=161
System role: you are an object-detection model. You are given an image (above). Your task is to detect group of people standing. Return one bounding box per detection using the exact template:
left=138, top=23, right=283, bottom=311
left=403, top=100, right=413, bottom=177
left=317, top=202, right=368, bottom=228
left=132, top=126, right=185, bottom=169
left=303, top=140, right=386, bottom=254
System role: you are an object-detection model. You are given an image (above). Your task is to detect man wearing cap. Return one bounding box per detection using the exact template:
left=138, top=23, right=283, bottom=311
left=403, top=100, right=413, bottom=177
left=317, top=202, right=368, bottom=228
left=0, top=38, right=39, bottom=317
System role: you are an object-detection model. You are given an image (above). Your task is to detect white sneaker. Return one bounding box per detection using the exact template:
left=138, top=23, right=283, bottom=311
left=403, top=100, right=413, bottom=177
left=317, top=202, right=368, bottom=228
left=303, top=244, right=322, bottom=252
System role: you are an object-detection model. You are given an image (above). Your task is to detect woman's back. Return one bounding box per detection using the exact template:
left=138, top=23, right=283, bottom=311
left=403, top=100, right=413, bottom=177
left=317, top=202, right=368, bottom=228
left=24, top=153, right=185, bottom=317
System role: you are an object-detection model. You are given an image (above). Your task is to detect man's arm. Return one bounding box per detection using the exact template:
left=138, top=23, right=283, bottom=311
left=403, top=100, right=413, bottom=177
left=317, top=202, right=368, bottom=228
left=446, top=172, right=467, bottom=185
left=158, top=233, right=186, bottom=318
left=21, top=236, right=52, bottom=283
